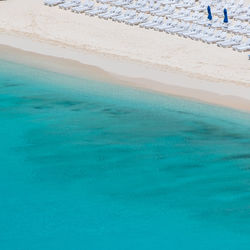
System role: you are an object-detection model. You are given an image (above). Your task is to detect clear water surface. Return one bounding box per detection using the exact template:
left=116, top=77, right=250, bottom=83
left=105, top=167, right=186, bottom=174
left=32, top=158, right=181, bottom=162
left=0, top=59, right=250, bottom=250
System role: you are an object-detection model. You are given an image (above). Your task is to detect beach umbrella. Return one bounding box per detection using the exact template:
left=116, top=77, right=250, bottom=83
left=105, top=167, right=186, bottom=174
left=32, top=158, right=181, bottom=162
left=207, top=5, right=212, bottom=20
left=223, top=8, right=228, bottom=23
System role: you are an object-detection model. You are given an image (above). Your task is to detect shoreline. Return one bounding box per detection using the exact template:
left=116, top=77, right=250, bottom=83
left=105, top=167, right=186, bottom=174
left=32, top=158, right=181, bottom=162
left=0, top=32, right=250, bottom=112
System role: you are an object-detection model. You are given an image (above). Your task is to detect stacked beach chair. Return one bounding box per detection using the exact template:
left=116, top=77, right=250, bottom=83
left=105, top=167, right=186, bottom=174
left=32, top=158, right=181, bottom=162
left=44, top=0, right=250, bottom=52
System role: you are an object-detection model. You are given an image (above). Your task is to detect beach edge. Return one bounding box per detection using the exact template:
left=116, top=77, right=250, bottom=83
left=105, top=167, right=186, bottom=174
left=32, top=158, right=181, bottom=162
left=0, top=32, right=250, bottom=113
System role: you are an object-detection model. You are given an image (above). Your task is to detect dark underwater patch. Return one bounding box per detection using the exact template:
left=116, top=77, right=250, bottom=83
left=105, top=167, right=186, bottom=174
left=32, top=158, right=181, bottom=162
left=222, top=154, right=250, bottom=161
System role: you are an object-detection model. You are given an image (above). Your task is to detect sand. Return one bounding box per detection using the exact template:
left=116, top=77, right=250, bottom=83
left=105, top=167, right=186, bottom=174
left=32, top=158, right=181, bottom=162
left=0, top=0, right=249, bottom=111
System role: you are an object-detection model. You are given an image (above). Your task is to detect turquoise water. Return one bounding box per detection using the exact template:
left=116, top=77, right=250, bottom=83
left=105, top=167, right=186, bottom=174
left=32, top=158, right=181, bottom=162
left=0, top=59, right=250, bottom=250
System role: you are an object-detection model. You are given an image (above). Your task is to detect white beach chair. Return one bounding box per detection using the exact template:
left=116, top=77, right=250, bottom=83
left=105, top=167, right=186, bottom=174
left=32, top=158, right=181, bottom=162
left=217, top=35, right=243, bottom=47
left=211, top=19, right=225, bottom=29
left=227, top=21, right=242, bottom=32
left=177, top=9, right=191, bottom=20
left=59, top=0, right=81, bottom=9
left=113, top=0, right=132, bottom=7
left=232, top=23, right=248, bottom=34
left=159, top=6, right=176, bottom=17
left=85, top=4, right=108, bottom=15
left=190, top=1, right=207, bottom=12
left=44, top=0, right=62, bottom=5
left=97, top=0, right=114, bottom=3
left=126, top=0, right=141, bottom=9
left=183, top=11, right=199, bottom=22
left=98, top=6, right=116, bottom=18
left=112, top=10, right=130, bottom=21
left=152, top=5, right=168, bottom=15
left=140, top=16, right=158, bottom=28
left=164, top=0, right=180, bottom=5
left=134, top=0, right=147, bottom=11
left=175, top=0, right=189, bottom=8
left=147, top=2, right=161, bottom=14
left=45, top=0, right=65, bottom=7
left=206, top=31, right=227, bottom=44
left=196, top=28, right=213, bottom=41
left=154, top=19, right=172, bottom=31
left=167, top=22, right=185, bottom=34
left=183, top=0, right=195, bottom=8
left=212, top=3, right=223, bottom=15
left=147, top=17, right=164, bottom=29
left=180, top=24, right=198, bottom=37
left=126, top=13, right=149, bottom=25
left=107, top=7, right=122, bottom=19
left=164, top=20, right=179, bottom=33
left=238, top=25, right=250, bottom=35
left=200, top=28, right=215, bottom=42
left=139, top=1, right=155, bottom=12
left=237, top=10, right=250, bottom=21
left=232, top=38, right=250, bottom=52
left=171, top=8, right=185, bottom=19
left=188, top=27, right=204, bottom=40
left=72, top=1, right=94, bottom=13
left=176, top=23, right=191, bottom=35
left=120, top=10, right=137, bottom=22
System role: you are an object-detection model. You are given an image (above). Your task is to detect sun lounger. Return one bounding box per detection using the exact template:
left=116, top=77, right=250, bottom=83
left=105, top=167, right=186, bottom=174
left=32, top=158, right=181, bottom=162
left=217, top=36, right=243, bottom=48
left=113, top=0, right=132, bottom=7
left=206, top=31, right=227, bottom=44
left=164, top=20, right=179, bottom=33
left=192, top=27, right=210, bottom=41
left=134, top=0, right=147, bottom=11
left=227, top=21, right=242, bottom=31
left=119, top=11, right=136, bottom=22
left=125, top=1, right=139, bottom=9
left=200, top=29, right=215, bottom=42
left=112, top=10, right=130, bottom=21
left=106, top=7, right=122, bottom=19
left=168, top=22, right=185, bottom=34
left=188, top=28, right=204, bottom=40
left=234, top=5, right=250, bottom=19
left=97, top=0, right=114, bottom=3
left=232, top=39, right=250, bottom=52
left=182, top=0, right=195, bottom=8
left=85, top=4, right=108, bottom=16
left=182, top=11, right=198, bottom=21
left=175, top=0, right=188, bottom=8
left=171, top=8, right=185, bottom=19
left=146, top=3, right=161, bottom=14
left=180, top=24, right=198, bottom=37
left=140, top=16, right=158, bottom=28
left=72, top=1, right=94, bottom=13
left=126, top=13, right=149, bottom=25
left=181, top=29, right=195, bottom=38
left=153, top=5, right=169, bottom=15
left=176, top=0, right=195, bottom=8
left=98, top=6, right=116, bottom=18
left=190, top=1, right=207, bottom=12
left=45, top=0, right=65, bottom=7
left=154, top=19, right=172, bottom=31
left=212, top=4, right=223, bottom=15
left=139, top=1, right=155, bottom=12
left=59, top=0, right=81, bottom=9
left=211, top=19, right=225, bottom=29
left=163, top=0, right=180, bottom=5
left=197, top=16, right=219, bottom=26
left=176, top=23, right=190, bottom=35
left=146, top=17, right=164, bottom=29
left=157, top=6, right=175, bottom=17
left=177, top=9, right=191, bottom=20
left=238, top=26, right=250, bottom=35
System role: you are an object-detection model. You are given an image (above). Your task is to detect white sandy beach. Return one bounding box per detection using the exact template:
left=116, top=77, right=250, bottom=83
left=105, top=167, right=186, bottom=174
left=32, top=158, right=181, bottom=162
left=0, top=0, right=250, bottom=110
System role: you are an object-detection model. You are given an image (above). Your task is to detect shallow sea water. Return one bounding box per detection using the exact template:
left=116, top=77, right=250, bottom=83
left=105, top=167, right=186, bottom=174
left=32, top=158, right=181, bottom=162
left=0, top=59, right=250, bottom=250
